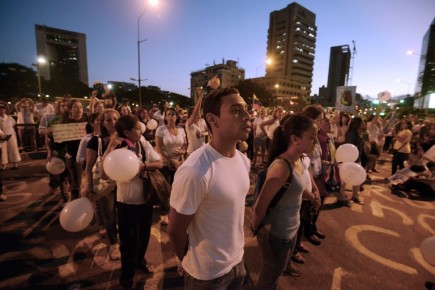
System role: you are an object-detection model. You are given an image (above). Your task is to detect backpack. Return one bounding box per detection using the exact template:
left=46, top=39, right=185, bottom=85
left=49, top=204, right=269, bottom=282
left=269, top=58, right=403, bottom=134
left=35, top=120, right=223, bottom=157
left=253, top=156, right=292, bottom=211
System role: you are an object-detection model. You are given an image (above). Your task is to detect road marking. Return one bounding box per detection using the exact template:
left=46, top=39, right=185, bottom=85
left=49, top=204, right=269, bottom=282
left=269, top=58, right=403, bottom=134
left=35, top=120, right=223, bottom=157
left=417, top=214, right=435, bottom=235
left=369, top=201, right=413, bottom=225
left=370, top=185, right=401, bottom=203
left=22, top=200, right=62, bottom=238
left=402, top=198, right=435, bottom=209
left=345, top=225, right=417, bottom=275
left=52, top=243, right=77, bottom=278
left=410, top=247, right=435, bottom=276
left=331, top=267, right=351, bottom=290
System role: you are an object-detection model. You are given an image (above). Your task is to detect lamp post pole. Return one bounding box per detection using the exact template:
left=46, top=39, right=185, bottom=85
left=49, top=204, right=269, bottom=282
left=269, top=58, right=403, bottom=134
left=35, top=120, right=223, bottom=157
left=137, top=10, right=148, bottom=108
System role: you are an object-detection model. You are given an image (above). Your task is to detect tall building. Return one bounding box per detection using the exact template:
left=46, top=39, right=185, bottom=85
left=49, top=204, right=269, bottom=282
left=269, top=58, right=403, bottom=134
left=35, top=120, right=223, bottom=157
left=265, top=2, right=316, bottom=108
left=190, top=59, right=245, bottom=99
left=35, top=25, right=88, bottom=85
left=325, top=45, right=351, bottom=106
left=414, top=18, right=435, bottom=109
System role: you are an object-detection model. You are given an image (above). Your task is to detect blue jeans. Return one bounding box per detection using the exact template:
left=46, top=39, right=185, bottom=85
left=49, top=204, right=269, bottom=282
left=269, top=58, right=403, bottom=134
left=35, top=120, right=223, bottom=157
left=184, top=260, right=246, bottom=290
left=257, top=228, right=296, bottom=290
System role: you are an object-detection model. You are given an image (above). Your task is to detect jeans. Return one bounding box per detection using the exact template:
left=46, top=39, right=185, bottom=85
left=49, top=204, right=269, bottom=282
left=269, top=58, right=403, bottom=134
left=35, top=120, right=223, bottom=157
left=392, top=152, right=409, bottom=175
left=257, top=228, right=296, bottom=290
left=117, top=201, right=154, bottom=289
left=184, top=260, right=246, bottom=290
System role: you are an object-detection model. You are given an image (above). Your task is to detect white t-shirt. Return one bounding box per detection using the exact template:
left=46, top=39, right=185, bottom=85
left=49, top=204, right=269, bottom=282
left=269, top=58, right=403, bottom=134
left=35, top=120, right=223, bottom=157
left=153, top=110, right=165, bottom=126
left=185, top=119, right=207, bottom=155
left=35, top=103, right=55, bottom=117
left=116, top=137, right=161, bottom=204
left=170, top=143, right=250, bottom=280
left=155, top=125, right=186, bottom=166
left=253, top=116, right=267, bottom=137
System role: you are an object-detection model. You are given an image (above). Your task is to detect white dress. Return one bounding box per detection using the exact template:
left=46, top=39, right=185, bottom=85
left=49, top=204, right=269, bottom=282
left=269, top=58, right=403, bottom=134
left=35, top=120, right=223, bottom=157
left=0, top=114, right=21, bottom=165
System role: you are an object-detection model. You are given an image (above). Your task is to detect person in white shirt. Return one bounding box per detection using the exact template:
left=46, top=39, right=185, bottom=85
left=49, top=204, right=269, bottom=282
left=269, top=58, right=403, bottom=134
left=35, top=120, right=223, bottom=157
left=253, top=107, right=268, bottom=165
left=153, top=100, right=168, bottom=126
left=0, top=102, right=21, bottom=169
left=185, top=87, right=208, bottom=156
left=168, top=87, right=251, bottom=289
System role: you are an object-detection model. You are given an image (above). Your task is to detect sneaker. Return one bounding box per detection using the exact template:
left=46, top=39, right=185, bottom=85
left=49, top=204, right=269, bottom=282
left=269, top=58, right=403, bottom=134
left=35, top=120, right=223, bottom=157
left=109, top=243, right=121, bottom=261
left=337, top=199, right=352, bottom=207
left=136, top=261, right=155, bottom=274
left=352, top=198, right=364, bottom=205
left=0, top=194, right=7, bottom=201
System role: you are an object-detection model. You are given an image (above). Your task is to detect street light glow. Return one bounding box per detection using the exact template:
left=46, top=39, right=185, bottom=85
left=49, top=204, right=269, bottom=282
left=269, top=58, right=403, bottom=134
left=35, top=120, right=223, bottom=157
left=149, top=0, right=158, bottom=6
left=37, top=56, right=46, bottom=64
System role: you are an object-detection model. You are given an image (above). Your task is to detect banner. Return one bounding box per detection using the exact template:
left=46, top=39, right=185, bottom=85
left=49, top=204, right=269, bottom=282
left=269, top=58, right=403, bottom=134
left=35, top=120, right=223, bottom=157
left=253, top=94, right=263, bottom=110
left=52, top=122, right=87, bottom=143
left=335, top=86, right=356, bottom=113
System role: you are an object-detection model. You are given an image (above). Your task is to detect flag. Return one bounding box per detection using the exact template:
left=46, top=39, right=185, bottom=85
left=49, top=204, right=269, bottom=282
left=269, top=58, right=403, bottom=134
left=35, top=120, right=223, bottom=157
left=253, top=94, right=263, bottom=110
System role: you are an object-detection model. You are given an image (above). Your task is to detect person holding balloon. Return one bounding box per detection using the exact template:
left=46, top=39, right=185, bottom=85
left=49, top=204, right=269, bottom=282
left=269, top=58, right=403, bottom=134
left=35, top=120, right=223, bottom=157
left=101, top=114, right=162, bottom=290
left=342, top=116, right=365, bottom=205
left=82, top=109, right=121, bottom=261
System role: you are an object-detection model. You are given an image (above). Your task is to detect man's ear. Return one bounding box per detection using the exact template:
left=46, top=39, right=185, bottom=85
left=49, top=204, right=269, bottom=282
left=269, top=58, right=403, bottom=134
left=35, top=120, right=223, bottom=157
left=206, top=113, right=218, bottom=128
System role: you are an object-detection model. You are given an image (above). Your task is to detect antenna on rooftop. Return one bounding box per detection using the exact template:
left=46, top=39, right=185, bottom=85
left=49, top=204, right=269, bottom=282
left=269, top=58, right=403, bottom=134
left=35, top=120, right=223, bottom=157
left=347, top=40, right=357, bottom=86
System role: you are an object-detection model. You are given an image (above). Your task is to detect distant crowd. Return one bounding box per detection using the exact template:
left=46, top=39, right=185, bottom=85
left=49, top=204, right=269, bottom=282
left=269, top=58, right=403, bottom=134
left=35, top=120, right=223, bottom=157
left=0, top=85, right=434, bottom=289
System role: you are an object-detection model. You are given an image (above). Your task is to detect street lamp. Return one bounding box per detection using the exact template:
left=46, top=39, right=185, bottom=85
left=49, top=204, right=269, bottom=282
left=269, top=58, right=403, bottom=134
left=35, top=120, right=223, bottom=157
left=396, top=79, right=410, bottom=95
left=32, top=56, right=46, bottom=97
left=136, top=0, right=158, bottom=108
left=255, top=57, right=272, bottom=77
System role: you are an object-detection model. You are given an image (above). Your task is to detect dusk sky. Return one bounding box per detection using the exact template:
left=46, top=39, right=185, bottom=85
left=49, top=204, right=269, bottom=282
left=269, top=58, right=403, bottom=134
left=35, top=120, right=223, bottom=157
left=1, top=0, right=434, bottom=100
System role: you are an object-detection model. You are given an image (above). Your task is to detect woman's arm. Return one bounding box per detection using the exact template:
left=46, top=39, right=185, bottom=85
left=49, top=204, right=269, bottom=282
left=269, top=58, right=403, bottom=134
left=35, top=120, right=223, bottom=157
left=82, top=147, right=98, bottom=197
left=259, top=118, right=275, bottom=136
left=252, top=161, right=290, bottom=233
left=186, top=88, right=204, bottom=127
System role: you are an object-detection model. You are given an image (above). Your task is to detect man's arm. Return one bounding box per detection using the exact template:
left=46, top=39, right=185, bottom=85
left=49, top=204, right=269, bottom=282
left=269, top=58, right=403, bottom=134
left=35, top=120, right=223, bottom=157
left=167, top=207, right=194, bottom=261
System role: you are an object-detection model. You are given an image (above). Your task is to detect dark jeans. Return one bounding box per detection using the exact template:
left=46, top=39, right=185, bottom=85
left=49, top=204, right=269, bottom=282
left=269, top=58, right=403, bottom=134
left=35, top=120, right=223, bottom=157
left=392, top=152, right=409, bottom=175
left=65, top=157, right=82, bottom=200
left=117, top=200, right=154, bottom=289
left=95, top=190, right=118, bottom=245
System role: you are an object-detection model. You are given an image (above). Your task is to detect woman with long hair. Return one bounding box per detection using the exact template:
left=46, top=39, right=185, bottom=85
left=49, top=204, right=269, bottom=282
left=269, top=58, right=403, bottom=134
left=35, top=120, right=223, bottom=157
left=82, top=109, right=121, bottom=261
left=102, top=115, right=162, bottom=289
left=336, top=112, right=350, bottom=147
left=391, top=118, right=413, bottom=175
left=62, top=100, right=87, bottom=200
left=342, top=116, right=365, bottom=204
left=251, top=114, right=318, bottom=289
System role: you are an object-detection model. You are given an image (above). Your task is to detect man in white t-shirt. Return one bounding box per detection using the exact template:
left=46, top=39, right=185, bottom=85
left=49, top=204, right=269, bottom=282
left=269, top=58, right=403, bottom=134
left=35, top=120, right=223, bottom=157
left=168, top=87, right=251, bottom=289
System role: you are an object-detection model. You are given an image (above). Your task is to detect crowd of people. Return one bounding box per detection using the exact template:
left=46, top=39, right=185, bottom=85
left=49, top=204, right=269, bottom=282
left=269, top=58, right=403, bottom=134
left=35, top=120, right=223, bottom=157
left=0, top=85, right=434, bottom=289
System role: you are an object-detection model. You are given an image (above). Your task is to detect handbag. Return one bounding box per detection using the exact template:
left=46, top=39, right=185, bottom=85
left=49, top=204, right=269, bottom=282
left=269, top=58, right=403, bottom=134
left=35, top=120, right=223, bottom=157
left=139, top=141, right=171, bottom=210
left=91, top=137, right=116, bottom=200
left=392, top=141, right=409, bottom=155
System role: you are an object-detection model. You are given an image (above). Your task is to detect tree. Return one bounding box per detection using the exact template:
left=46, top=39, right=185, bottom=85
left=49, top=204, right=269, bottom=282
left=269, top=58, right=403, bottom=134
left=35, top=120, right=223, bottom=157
left=0, top=63, right=37, bottom=101
left=235, top=80, right=273, bottom=107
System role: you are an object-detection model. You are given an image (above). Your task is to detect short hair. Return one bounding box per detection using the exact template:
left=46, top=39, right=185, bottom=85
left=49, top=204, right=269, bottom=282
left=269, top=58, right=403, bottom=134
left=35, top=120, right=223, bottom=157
left=203, top=87, right=239, bottom=132
left=302, top=104, right=323, bottom=120
left=115, top=114, right=138, bottom=139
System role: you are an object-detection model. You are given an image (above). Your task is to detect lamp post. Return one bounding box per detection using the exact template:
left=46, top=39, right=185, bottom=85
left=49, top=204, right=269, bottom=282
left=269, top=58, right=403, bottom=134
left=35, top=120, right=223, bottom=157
left=255, top=58, right=272, bottom=77
left=32, top=56, right=46, bottom=97
left=396, top=79, right=410, bottom=96
left=136, top=0, right=158, bottom=108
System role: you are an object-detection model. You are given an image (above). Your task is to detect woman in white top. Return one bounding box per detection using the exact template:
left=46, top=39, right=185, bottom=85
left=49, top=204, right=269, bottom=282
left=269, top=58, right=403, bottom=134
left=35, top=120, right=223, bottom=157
left=155, top=107, right=187, bottom=185
left=153, top=100, right=168, bottom=126
left=260, top=107, right=283, bottom=141
left=102, top=115, right=162, bottom=289
left=185, top=88, right=208, bottom=155
left=0, top=102, right=21, bottom=169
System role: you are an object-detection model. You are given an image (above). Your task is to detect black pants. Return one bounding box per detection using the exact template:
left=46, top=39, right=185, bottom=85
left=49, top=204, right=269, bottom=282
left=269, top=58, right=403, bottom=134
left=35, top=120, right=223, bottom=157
left=392, top=152, right=409, bottom=175
left=117, top=200, right=153, bottom=288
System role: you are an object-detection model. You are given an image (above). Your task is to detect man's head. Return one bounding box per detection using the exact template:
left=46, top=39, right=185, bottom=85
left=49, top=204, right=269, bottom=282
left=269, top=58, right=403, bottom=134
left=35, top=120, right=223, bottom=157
left=203, top=87, right=251, bottom=141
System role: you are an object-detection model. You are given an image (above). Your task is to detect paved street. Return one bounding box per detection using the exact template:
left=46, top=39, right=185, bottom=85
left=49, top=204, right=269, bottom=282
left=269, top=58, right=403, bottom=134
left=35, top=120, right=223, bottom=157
left=0, top=151, right=434, bottom=290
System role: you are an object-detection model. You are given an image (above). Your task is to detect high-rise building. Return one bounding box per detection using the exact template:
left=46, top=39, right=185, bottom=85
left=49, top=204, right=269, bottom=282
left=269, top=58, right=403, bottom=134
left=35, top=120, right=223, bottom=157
left=190, top=59, right=245, bottom=99
left=35, top=25, right=88, bottom=85
left=414, top=18, right=435, bottom=109
left=265, top=2, right=316, bottom=108
left=325, top=45, right=351, bottom=106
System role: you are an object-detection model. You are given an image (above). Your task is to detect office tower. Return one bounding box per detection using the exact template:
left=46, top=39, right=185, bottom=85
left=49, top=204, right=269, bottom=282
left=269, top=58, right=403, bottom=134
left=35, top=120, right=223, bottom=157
left=326, top=45, right=351, bottom=106
left=265, top=2, right=316, bottom=108
left=415, top=18, right=435, bottom=109
left=35, top=25, right=88, bottom=85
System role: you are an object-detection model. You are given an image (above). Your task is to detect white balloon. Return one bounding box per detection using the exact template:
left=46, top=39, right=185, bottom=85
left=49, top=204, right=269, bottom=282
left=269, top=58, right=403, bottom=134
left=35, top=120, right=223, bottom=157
left=103, top=148, right=140, bottom=182
left=147, top=119, right=158, bottom=130
left=140, top=122, right=147, bottom=134
left=60, top=197, right=94, bottom=232
left=421, top=236, right=435, bottom=266
left=339, top=162, right=367, bottom=186
left=46, top=157, right=66, bottom=175
left=239, top=141, right=248, bottom=152
left=336, top=144, right=359, bottom=163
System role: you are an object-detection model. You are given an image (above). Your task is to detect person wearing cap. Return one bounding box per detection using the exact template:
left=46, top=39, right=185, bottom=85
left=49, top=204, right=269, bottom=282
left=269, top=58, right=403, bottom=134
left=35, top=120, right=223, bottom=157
left=0, top=102, right=21, bottom=170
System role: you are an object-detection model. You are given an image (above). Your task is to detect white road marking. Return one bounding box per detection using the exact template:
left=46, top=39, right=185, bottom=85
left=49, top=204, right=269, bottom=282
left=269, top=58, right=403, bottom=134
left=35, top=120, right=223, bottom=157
left=410, top=247, right=435, bottom=276
left=417, top=214, right=435, bottom=236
